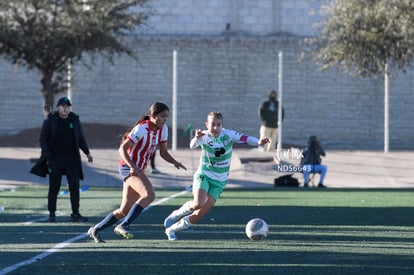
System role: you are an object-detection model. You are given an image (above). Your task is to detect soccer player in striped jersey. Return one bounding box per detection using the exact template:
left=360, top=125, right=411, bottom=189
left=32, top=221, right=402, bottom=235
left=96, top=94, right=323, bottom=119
left=164, top=111, right=269, bottom=240
left=88, top=102, right=186, bottom=243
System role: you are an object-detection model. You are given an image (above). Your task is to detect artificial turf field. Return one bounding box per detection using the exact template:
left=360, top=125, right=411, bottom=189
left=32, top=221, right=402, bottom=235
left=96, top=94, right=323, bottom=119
left=0, top=185, right=413, bottom=274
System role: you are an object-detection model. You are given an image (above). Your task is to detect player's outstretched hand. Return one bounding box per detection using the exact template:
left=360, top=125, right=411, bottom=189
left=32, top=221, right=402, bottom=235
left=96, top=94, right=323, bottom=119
left=174, top=162, right=187, bottom=170
left=195, top=129, right=205, bottom=138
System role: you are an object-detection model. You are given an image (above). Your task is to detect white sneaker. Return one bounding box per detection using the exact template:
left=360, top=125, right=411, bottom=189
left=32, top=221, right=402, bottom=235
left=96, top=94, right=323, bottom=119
left=165, top=228, right=178, bottom=241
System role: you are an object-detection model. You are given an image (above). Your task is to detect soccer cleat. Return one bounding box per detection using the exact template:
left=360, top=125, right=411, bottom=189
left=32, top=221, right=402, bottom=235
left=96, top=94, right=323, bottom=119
left=71, top=213, right=88, bottom=222
left=114, top=224, right=134, bottom=239
left=165, top=228, right=178, bottom=241
left=88, top=226, right=104, bottom=243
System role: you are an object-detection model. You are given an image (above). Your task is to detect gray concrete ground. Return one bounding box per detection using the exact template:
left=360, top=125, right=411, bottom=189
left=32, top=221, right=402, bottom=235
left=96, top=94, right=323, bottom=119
left=0, top=147, right=413, bottom=191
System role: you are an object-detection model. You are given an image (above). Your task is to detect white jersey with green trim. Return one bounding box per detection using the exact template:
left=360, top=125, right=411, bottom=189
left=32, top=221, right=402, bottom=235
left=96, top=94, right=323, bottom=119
left=190, top=128, right=259, bottom=182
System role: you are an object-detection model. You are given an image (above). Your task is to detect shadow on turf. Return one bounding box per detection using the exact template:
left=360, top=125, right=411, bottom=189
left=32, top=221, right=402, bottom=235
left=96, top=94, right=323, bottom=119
left=3, top=248, right=413, bottom=275
left=2, top=187, right=414, bottom=274
left=2, top=206, right=413, bottom=274
left=208, top=205, right=414, bottom=226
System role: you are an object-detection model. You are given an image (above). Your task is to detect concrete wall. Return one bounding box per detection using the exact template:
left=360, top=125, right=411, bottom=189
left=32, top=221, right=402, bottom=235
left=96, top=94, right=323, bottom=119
left=141, top=0, right=321, bottom=36
left=0, top=0, right=413, bottom=150
left=1, top=36, right=413, bottom=150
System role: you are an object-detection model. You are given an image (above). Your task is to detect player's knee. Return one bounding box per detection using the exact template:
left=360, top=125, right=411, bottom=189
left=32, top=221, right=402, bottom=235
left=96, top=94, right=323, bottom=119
left=141, top=191, right=155, bottom=204
left=148, top=192, right=155, bottom=203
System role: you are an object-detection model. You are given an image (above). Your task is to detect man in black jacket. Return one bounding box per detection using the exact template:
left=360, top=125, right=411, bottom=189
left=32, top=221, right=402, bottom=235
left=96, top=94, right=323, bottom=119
left=37, top=97, right=93, bottom=222
left=258, top=90, right=284, bottom=151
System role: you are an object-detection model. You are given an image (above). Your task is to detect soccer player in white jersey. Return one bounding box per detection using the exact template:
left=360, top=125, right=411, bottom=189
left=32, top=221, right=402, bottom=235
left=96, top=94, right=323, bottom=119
left=88, top=102, right=187, bottom=243
left=164, top=111, right=269, bottom=240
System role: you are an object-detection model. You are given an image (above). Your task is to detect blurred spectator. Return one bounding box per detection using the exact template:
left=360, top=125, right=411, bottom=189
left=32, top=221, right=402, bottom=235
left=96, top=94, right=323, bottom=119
left=301, top=136, right=327, bottom=188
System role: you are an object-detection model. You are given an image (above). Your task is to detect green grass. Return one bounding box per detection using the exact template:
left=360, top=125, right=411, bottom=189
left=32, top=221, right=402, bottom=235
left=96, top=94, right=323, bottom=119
left=1, top=186, right=414, bottom=274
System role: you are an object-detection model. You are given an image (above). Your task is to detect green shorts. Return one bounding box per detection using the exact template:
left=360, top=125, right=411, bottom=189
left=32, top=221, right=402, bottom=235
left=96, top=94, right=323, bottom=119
left=193, top=173, right=226, bottom=201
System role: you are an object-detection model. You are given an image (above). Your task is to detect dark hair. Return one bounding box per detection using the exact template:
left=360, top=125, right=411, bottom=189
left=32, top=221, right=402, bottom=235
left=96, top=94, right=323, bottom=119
left=307, top=135, right=320, bottom=149
left=308, top=135, right=318, bottom=143
left=207, top=111, right=223, bottom=121
left=121, top=102, right=169, bottom=143
left=268, top=90, right=277, bottom=100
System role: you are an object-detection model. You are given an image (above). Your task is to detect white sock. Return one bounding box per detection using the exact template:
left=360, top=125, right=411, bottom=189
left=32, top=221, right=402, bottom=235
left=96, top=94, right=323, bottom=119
left=169, top=215, right=191, bottom=233
left=173, top=201, right=193, bottom=218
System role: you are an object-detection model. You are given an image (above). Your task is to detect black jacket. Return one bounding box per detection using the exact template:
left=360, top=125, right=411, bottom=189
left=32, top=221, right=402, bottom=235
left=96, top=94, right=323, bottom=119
left=258, top=100, right=284, bottom=128
left=30, top=112, right=90, bottom=179
left=301, top=142, right=326, bottom=165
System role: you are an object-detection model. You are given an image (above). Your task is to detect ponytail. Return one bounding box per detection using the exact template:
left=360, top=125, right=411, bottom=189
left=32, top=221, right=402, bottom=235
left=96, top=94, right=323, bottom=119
left=121, top=115, right=150, bottom=143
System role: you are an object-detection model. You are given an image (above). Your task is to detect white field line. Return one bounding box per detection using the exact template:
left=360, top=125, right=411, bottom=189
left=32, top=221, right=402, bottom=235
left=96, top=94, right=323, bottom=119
left=22, top=211, right=66, bottom=225
left=0, top=189, right=189, bottom=275
left=0, top=234, right=87, bottom=275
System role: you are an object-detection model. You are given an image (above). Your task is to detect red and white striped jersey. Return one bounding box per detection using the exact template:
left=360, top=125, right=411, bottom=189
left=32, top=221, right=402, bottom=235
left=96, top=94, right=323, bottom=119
left=119, top=120, right=168, bottom=170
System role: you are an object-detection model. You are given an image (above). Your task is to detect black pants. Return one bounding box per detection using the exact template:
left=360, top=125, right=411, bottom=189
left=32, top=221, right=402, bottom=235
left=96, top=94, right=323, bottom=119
left=48, top=158, right=81, bottom=215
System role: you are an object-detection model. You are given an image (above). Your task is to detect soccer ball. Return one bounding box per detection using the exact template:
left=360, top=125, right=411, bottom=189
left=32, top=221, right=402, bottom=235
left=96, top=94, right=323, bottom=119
left=245, top=218, right=269, bottom=240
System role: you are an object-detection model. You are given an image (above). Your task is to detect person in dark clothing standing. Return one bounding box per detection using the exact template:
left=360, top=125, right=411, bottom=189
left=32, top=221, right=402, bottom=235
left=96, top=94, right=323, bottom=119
left=38, top=97, right=93, bottom=222
left=301, top=136, right=327, bottom=188
left=258, top=89, right=284, bottom=151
